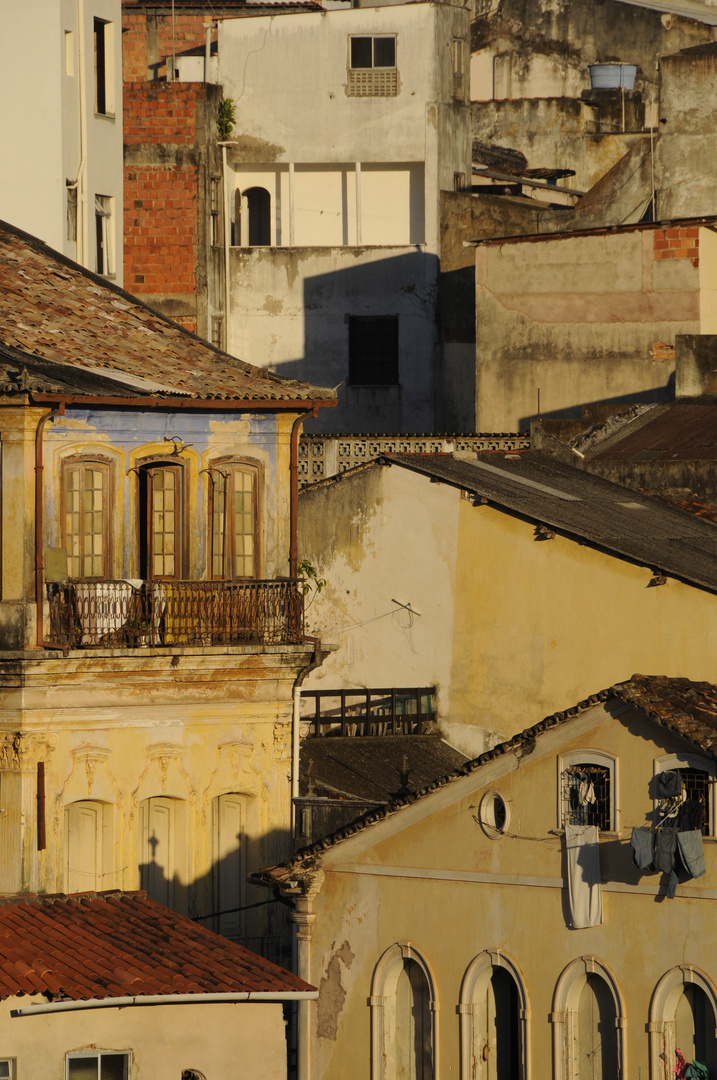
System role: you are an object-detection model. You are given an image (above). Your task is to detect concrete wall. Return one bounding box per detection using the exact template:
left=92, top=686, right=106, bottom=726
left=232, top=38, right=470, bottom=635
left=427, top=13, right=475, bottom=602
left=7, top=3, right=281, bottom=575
left=474, top=224, right=710, bottom=432
left=0, top=997, right=287, bottom=1079
left=657, top=49, right=717, bottom=220
left=0, top=0, right=123, bottom=282
left=298, top=461, right=717, bottom=758
left=228, top=246, right=439, bottom=433
left=215, top=4, right=470, bottom=433
left=301, top=702, right=717, bottom=1079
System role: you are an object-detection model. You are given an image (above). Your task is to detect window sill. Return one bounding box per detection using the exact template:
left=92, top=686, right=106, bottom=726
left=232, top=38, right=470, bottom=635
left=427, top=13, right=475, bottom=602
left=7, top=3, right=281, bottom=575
left=94, top=111, right=116, bottom=121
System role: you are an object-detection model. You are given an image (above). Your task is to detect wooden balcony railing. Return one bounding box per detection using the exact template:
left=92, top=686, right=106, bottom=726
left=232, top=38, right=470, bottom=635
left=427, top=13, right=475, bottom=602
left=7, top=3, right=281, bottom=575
left=46, top=579, right=304, bottom=649
left=301, top=687, right=436, bottom=737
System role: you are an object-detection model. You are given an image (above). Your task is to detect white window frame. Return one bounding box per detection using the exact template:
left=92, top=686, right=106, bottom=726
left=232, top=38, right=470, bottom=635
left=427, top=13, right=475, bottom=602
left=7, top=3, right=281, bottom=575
left=557, top=749, right=618, bottom=834
left=349, top=34, right=397, bottom=71
left=654, top=753, right=716, bottom=836
left=66, top=1050, right=130, bottom=1079
left=0, top=1059, right=16, bottom=1080
left=95, top=195, right=115, bottom=277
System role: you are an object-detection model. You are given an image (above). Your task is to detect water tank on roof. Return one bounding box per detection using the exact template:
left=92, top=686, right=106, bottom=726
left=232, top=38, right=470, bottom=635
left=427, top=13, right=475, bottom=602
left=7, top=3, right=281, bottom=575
left=588, top=64, right=637, bottom=90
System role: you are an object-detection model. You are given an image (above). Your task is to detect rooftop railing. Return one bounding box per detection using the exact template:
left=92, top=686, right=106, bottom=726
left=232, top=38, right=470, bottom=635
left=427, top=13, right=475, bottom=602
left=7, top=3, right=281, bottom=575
left=301, top=687, right=437, bottom=737
left=46, top=579, right=304, bottom=649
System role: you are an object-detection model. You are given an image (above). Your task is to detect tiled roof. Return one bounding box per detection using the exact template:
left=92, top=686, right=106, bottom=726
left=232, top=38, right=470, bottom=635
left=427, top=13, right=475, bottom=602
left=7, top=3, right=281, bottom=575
left=583, top=403, right=717, bottom=463
left=300, top=735, right=469, bottom=802
left=255, top=675, right=717, bottom=880
left=0, top=891, right=313, bottom=1000
left=0, top=221, right=335, bottom=406
left=379, top=451, right=717, bottom=595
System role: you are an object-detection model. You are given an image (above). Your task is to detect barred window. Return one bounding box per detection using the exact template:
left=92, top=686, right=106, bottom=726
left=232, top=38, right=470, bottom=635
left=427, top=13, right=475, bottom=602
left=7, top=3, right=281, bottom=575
left=63, top=461, right=110, bottom=579
left=562, top=763, right=611, bottom=831
left=675, top=767, right=710, bottom=836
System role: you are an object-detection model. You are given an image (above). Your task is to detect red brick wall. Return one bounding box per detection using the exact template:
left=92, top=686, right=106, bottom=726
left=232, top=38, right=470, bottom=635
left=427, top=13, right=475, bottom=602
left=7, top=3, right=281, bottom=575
left=653, top=226, right=699, bottom=268
left=122, top=10, right=216, bottom=81
left=123, top=81, right=210, bottom=330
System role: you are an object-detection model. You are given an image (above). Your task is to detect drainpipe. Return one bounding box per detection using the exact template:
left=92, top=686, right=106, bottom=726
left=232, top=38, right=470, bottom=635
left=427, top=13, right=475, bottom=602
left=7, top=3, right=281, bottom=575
left=76, top=0, right=89, bottom=269
left=35, top=404, right=64, bottom=649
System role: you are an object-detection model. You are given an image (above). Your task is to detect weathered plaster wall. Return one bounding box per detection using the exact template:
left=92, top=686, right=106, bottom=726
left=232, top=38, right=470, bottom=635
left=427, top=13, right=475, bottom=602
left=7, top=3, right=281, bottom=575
left=475, top=225, right=704, bottom=432
left=298, top=461, right=717, bottom=759
left=657, top=49, right=717, bottom=220
left=304, top=703, right=717, bottom=1079
left=0, top=996, right=287, bottom=1079
left=228, top=247, right=439, bottom=434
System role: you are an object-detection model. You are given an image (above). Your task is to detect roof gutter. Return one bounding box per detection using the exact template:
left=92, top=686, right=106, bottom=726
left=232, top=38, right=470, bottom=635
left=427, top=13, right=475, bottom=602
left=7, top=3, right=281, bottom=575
left=12, top=990, right=318, bottom=1017
left=29, top=394, right=337, bottom=412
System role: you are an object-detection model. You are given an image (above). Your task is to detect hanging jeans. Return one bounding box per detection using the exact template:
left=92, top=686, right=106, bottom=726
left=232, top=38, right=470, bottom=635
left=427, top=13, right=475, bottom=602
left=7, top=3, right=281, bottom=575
left=677, top=830, right=705, bottom=880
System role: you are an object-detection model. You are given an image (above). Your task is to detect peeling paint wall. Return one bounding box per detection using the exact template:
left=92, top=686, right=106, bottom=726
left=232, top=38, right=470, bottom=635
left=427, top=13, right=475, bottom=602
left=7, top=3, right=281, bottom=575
left=298, top=460, right=717, bottom=759
left=304, top=703, right=717, bottom=1079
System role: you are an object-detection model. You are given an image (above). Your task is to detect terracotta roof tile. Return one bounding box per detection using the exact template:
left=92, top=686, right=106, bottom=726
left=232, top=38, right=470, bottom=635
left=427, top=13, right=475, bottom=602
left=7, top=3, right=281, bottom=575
left=0, top=891, right=314, bottom=1001
left=0, top=221, right=335, bottom=407
left=255, top=675, right=717, bottom=882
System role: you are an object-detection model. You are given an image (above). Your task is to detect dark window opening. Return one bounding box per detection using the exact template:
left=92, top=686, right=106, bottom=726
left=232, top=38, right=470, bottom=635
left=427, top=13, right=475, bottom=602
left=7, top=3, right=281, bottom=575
left=675, top=767, right=711, bottom=835
left=210, top=177, right=221, bottom=246
left=246, top=187, right=271, bottom=246
left=94, top=18, right=108, bottom=114
left=563, top=764, right=611, bottom=830
left=350, top=36, right=396, bottom=69
left=348, top=315, right=399, bottom=386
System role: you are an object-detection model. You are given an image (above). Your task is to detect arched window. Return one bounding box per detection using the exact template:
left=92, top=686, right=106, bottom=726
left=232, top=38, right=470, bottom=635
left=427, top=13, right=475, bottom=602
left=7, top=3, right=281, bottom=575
left=654, top=754, right=715, bottom=835
left=65, top=800, right=113, bottom=893
left=62, top=458, right=112, bottom=579
left=559, top=751, right=618, bottom=833
left=139, top=796, right=186, bottom=909
left=552, top=957, right=625, bottom=1080
left=459, top=951, right=528, bottom=1080
left=138, top=461, right=185, bottom=580
left=245, top=187, right=271, bottom=246
left=209, top=462, right=260, bottom=580
left=211, top=793, right=247, bottom=939
left=371, top=943, right=437, bottom=1080
left=649, top=966, right=717, bottom=1079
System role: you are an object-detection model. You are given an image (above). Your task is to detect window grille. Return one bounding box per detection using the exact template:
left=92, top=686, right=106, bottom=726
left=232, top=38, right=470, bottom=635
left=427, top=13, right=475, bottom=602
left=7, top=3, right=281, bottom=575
left=562, top=764, right=611, bottom=830
left=675, top=767, right=711, bottom=836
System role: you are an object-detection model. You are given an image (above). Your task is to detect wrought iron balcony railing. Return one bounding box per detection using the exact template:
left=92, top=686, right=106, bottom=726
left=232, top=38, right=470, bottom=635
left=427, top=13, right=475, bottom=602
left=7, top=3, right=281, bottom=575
left=46, top=579, right=304, bottom=649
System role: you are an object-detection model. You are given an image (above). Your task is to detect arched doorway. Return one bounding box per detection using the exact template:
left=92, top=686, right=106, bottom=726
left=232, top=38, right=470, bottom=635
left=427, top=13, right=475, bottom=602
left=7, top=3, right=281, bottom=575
left=460, top=951, right=529, bottom=1080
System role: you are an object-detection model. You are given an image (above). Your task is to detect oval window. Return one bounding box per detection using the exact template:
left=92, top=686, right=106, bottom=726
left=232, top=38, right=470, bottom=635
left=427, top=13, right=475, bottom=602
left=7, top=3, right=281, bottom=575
left=479, top=791, right=509, bottom=838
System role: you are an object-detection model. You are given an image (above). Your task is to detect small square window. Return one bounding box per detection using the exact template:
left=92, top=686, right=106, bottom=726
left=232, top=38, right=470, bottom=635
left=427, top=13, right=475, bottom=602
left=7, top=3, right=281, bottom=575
left=350, top=35, right=396, bottom=70
left=348, top=315, right=399, bottom=386
left=348, top=36, right=398, bottom=96
left=0, top=1060, right=15, bottom=1080
left=67, top=1050, right=129, bottom=1080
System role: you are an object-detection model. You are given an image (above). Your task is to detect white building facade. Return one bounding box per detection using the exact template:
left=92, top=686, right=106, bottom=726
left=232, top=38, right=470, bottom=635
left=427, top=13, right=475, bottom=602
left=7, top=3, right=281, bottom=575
left=0, top=0, right=123, bottom=283
left=217, top=3, right=471, bottom=432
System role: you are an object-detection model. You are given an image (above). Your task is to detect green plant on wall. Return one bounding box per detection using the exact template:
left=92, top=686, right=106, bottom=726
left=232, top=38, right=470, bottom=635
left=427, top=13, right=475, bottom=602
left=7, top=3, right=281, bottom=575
left=217, top=98, right=236, bottom=141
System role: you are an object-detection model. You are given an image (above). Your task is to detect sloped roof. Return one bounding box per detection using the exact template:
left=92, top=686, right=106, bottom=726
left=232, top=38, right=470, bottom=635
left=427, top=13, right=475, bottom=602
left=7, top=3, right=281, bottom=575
left=582, top=402, right=717, bottom=463
left=0, top=221, right=335, bottom=407
left=0, top=891, right=313, bottom=1001
left=255, top=675, right=717, bottom=880
left=379, top=451, right=717, bottom=594
left=300, top=735, right=469, bottom=802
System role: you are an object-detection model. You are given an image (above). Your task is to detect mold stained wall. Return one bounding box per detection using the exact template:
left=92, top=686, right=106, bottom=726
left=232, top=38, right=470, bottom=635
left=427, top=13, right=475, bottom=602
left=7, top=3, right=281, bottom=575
left=304, top=702, right=717, bottom=1080
left=474, top=227, right=703, bottom=433
left=299, top=462, right=717, bottom=759
left=0, top=0, right=123, bottom=279
left=657, top=50, right=717, bottom=220
left=217, top=4, right=470, bottom=433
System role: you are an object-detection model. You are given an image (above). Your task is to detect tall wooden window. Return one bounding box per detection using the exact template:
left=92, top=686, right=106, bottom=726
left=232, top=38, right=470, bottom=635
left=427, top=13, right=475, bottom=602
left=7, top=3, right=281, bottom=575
left=63, top=461, right=109, bottom=579
left=139, top=463, right=184, bottom=580
left=212, top=793, right=247, bottom=939
left=211, top=464, right=259, bottom=579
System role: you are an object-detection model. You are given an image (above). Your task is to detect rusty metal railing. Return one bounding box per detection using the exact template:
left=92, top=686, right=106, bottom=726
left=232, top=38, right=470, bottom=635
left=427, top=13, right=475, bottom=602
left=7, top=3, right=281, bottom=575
left=46, top=579, right=304, bottom=649
left=301, top=687, right=436, bottom=737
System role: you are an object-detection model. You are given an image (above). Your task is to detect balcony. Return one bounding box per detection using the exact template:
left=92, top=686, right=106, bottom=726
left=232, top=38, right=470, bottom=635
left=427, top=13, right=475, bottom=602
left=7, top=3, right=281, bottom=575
left=46, top=579, right=304, bottom=649
left=301, top=687, right=437, bottom=737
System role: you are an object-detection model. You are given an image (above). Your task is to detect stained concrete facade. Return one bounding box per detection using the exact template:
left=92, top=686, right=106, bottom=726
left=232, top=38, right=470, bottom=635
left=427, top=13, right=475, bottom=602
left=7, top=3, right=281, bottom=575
left=656, top=46, right=717, bottom=220
left=0, top=0, right=123, bottom=282
left=217, top=3, right=471, bottom=433
left=298, top=458, right=717, bottom=759
left=473, top=221, right=717, bottom=433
